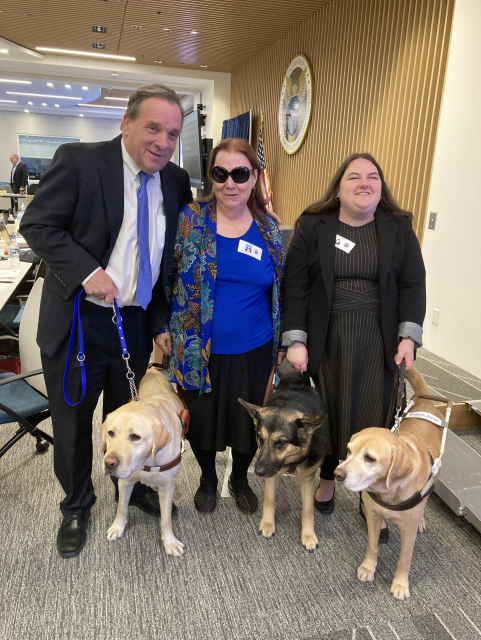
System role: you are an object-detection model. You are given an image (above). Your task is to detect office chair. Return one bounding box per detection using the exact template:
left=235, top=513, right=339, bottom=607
left=0, top=277, right=52, bottom=460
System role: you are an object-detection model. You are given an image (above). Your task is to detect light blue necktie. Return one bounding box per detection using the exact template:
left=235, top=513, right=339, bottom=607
left=136, top=171, right=152, bottom=309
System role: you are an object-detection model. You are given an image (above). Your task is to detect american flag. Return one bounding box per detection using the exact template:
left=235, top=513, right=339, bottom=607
left=257, top=113, right=274, bottom=213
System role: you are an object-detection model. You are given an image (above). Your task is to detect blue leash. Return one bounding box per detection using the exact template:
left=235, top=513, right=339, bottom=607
left=63, top=290, right=139, bottom=406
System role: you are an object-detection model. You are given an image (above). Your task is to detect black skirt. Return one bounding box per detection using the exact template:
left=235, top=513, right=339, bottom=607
left=180, top=339, right=273, bottom=455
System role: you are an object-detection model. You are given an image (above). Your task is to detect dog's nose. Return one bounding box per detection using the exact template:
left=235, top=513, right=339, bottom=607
left=255, top=466, right=267, bottom=477
left=104, top=455, right=120, bottom=469
left=334, top=467, right=346, bottom=482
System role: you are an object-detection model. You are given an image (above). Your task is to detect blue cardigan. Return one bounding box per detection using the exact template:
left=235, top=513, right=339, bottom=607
left=166, top=201, right=285, bottom=394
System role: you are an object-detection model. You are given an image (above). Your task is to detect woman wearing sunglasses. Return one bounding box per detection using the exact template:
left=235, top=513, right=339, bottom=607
left=156, top=138, right=285, bottom=514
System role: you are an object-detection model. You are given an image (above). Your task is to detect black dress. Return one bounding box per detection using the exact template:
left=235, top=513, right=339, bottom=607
left=317, top=220, right=395, bottom=463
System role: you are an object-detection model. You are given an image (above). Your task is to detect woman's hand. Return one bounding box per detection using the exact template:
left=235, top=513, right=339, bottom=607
left=155, top=331, right=172, bottom=355
left=286, top=342, right=308, bottom=372
left=277, top=348, right=287, bottom=366
left=394, top=338, right=415, bottom=370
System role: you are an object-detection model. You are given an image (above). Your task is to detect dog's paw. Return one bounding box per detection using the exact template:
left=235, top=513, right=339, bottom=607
left=301, top=532, right=318, bottom=551
left=391, top=579, right=410, bottom=600
left=259, top=520, right=276, bottom=539
left=357, top=563, right=376, bottom=582
left=164, top=538, right=185, bottom=557
left=418, top=517, right=427, bottom=532
left=106, top=524, right=125, bottom=541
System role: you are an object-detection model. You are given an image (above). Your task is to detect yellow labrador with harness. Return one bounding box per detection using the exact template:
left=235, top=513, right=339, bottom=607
left=101, top=368, right=189, bottom=557
left=334, top=366, right=451, bottom=600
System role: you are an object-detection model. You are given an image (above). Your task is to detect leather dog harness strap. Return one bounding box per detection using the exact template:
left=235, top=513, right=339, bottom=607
left=367, top=454, right=436, bottom=512
left=141, top=372, right=191, bottom=474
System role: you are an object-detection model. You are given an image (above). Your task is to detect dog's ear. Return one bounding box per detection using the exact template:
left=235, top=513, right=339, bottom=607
left=238, top=398, right=265, bottom=422
left=100, top=419, right=108, bottom=453
left=151, top=418, right=172, bottom=459
left=386, top=445, right=413, bottom=491
left=297, top=414, right=327, bottom=446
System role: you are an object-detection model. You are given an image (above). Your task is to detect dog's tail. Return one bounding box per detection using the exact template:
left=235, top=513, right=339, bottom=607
left=405, top=366, right=431, bottom=398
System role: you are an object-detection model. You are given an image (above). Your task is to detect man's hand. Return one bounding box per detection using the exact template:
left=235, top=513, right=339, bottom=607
left=394, top=338, right=415, bottom=370
left=155, top=331, right=172, bottom=355
left=84, top=269, right=117, bottom=304
left=263, top=195, right=282, bottom=232
left=286, top=341, right=308, bottom=372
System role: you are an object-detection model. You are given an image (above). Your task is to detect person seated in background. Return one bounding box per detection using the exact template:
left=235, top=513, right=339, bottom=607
left=282, top=152, right=426, bottom=543
left=156, top=138, right=285, bottom=515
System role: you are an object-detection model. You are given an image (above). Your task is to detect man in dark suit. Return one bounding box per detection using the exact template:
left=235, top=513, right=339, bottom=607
left=20, top=83, right=193, bottom=558
left=9, top=154, right=29, bottom=212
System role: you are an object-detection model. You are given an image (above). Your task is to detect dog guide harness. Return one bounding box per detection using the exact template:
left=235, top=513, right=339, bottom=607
left=367, top=363, right=452, bottom=512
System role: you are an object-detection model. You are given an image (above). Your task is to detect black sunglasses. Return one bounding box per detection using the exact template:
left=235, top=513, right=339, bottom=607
left=211, top=166, right=254, bottom=184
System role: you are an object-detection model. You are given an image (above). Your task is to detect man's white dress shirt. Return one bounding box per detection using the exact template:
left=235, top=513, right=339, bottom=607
left=84, top=138, right=166, bottom=308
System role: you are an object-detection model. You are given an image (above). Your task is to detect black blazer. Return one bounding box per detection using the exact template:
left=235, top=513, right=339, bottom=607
left=11, top=162, right=29, bottom=192
left=282, top=207, right=426, bottom=376
left=20, top=135, right=192, bottom=358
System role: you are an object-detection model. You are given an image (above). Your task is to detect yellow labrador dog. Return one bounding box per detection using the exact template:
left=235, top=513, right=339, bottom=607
left=334, top=366, right=444, bottom=600
left=101, top=368, right=185, bottom=557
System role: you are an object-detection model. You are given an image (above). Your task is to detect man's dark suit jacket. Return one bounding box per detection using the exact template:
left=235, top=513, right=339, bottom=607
left=282, top=207, right=426, bottom=377
left=20, top=134, right=192, bottom=359
left=10, top=161, right=29, bottom=193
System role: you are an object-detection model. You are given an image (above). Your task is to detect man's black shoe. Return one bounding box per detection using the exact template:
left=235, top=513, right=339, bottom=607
left=56, top=510, right=90, bottom=559
left=124, top=491, right=177, bottom=517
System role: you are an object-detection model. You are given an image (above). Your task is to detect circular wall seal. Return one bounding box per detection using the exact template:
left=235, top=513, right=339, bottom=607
left=278, top=54, right=313, bottom=155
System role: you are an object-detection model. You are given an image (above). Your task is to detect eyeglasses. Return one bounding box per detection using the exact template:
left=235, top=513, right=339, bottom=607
left=211, top=166, right=254, bottom=184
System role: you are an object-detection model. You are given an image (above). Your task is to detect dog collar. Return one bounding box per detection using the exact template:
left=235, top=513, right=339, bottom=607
left=143, top=406, right=190, bottom=474
left=367, top=454, right=436, bottom=512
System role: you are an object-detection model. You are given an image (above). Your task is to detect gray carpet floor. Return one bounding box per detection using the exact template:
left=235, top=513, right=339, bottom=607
left=1, top=349, right=481, bottom=640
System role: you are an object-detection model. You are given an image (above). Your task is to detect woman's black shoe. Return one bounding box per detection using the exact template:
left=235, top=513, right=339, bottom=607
left=359, top=501, right=389, bottom=544
left=228, top=475, right=258, bottom=513
left=314, top=487, right=335, bottom=514
left=194, top=477, right=218, bottom=513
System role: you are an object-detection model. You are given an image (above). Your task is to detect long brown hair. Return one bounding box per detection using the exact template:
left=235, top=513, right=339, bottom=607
left=198, top=138, right=268, bottom=225
left=293, top=152, right=412, bottom=234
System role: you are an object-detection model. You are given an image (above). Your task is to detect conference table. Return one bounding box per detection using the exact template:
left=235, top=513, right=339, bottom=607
left=0, top=260, right=31, bottom=312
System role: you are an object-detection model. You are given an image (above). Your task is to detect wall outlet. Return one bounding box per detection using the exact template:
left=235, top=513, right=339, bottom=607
left=428, top=212, right=437, bottom=230
left=432, top=308, right=440, bottom=325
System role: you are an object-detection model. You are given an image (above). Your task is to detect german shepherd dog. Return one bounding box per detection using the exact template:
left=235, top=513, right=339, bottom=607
left=239, top=361, right=331, bottom=550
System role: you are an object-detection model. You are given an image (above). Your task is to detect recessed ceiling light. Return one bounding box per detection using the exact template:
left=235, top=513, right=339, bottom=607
left=0, top=78, right=32, bottom=84
left=0, top=49, right=8, bottom=54
left=81, top=104, right=126, bottom=110
left=28, top=101, right=33, bottom=105
left=47, top=82, right=53, bottom=87
left=24, top=109, right=30, bottom=112
left=54, top=104, right=59, bottom=107
left=111, top=73, right=118, bottom=77
left=36, top=47, right=136, bottom=61
left=65, top=84, right=71, bottom=89
left=7, top=92, right=82, bottom=99
left=42, top=103, right=47, bottom=106
left=131, top=25, right=141, bottom=29
left=200, top=65, right=207, bottom=68
left=82, top=86, right=89, bottom=90
left=104, top=96, right=129, bottom=101
left=162, top=28, right=171, bottom=32
left=154, top=60, right=162, bottom=64
left=190, top=31, right=199, bottom=35
left=79, top=114, right=84, bottom=117
left=25, top=13, right=35, bottom=17
left=0, top=99, right=17, bottom=103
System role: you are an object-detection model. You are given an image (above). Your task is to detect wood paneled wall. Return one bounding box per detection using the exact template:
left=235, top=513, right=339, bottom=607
left=230, top=0, right=455, bottom=240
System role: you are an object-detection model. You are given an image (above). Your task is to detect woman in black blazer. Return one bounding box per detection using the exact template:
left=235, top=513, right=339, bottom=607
left=282, top=153, right=425, bottom=540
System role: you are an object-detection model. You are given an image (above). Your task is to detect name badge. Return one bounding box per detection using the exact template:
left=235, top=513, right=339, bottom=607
left=238, top=240, right=262, bottom=260
left=335, top=235, right=356, bottom=253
